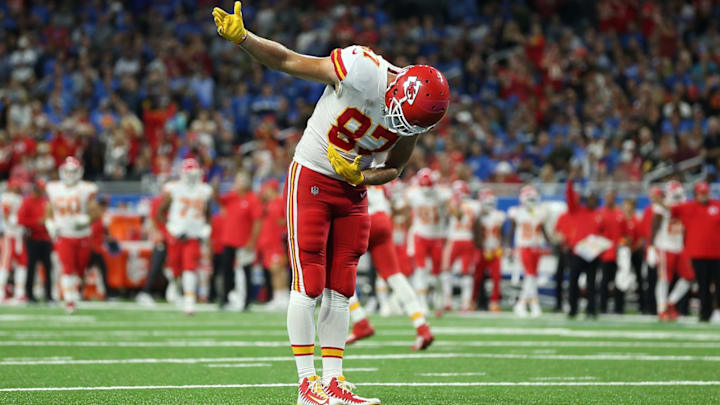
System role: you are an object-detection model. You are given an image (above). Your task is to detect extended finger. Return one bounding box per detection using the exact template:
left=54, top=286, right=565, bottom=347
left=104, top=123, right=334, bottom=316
left=234, top=1, right=242, bottom=15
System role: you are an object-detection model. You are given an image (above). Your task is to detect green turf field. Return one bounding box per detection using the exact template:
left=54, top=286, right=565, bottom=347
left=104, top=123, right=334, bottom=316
left=1, top=303, right=719, bottom=404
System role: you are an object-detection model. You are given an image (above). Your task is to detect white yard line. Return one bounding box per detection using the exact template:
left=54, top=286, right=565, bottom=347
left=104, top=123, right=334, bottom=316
left=3, top=352, right=720, bottom=366
left=531, top=376, right=597, bottom=381
left=1, top=381, right=719, bottom=392
left=0, top=315, right=96, bottom=322
left=418, top=372, right=487, bottom=377
left=2, top=339, right=720, bottom=349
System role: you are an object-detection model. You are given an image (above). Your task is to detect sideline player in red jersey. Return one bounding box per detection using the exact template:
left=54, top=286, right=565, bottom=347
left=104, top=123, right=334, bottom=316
left=213, top=3, right=449, bottom=404
left=256, top=178, right=289, bottom=310
left=346, top=186, right=433, bottom=350
left=45, top=157, right=100, bottom=313
left=473, top=188, right=507, bottom=312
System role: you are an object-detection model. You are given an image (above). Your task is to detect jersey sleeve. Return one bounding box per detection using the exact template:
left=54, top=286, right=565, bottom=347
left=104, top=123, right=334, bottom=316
left=331, top=45, right=383, bottom=93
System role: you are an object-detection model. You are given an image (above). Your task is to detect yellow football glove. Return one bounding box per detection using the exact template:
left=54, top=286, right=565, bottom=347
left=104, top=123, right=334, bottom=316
left=212, top=1, right=248, bottom=44
left=327, top=144, right=364, bottom=186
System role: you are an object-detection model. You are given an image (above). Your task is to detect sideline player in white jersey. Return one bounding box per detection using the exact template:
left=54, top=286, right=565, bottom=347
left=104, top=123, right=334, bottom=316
left=212, top=4, right=449, bottom=404
left=473, top=188, right=507, bottom=312
left=507, top=185, right=549, bottom=317
left=346, top=186, right=434, bottom=350
left=0, top=178, right=28, bottom=303
left=45, top=157, right=100, bottom=313
left=442, top=180, right=479, bottom=312
left=157, top=158, right=213, bottom=315
left=407, top=169, right=450, bottom=315
left=650, top=180, right=694, bottom=321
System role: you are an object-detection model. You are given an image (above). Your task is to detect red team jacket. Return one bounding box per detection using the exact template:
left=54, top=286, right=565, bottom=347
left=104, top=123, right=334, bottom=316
left=597, top=206, right=627, bottom=262
left=17, top=195, right=50, bottom=241
left=257, top=196, right=285, bottom=250
left=671, top=200, right=720, bottom=259
left=218, top=191, right=262, bottom=248
left=565, top=180, right=604, bottom=250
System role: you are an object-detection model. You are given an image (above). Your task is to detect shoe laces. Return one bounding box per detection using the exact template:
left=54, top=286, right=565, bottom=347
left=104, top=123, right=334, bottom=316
left=335, top=376, right=357, bottom=394
left=307, top=376, right=328, bottom=398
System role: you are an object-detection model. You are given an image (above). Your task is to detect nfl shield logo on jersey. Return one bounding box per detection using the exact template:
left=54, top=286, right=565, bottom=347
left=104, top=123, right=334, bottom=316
left=311, top=186, right=319, bottom=196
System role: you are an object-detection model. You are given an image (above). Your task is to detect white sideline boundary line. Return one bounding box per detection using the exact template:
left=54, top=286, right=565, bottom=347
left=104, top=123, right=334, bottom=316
left=2, top=381, right=720, bottom=392
left=3, top=339, right=720, bottom=349
left=4, top=352, right=720, bottom=366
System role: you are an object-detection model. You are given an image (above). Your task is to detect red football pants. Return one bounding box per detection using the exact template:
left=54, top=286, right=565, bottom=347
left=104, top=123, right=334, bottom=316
left=284, top=162, right=370, bottom=298
left=443, top=239, right=476, bottom=275
left=55, top=237, right=91, bottom=276
left=368, top=212, right=402, bottom=280
left=414, top=235, right=444, bottom=275
left=167, top=237, right=201, bottom=278
left=658, top=250, right=695, bottom=281
left=474, top=253, right=501, bottom=303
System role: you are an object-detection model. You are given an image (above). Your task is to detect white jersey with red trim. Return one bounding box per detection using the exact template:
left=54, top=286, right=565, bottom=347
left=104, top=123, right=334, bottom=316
left=164, top=181, right=212, bottom=239
left=652, top=203, right=684, bottom=253
left=293, top=45, right=402, bottom=180
left=46, top=181, right=98, bottom=238
left=407, top=186, right=451, bottom=239
left=508, top=205, right=548, bottom=247
left=481, top=209, right=507, bottom=251
left=367, top=186, right=391, bottom=216
left=447, top=199, right=480, bottom=241
left=0, top=191, right=23, bottom=237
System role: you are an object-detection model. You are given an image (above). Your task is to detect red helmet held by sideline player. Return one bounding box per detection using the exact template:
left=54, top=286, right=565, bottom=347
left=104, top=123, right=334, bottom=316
left=385, top=65, right=450, bottom=136
left=416, top=168, right=436, bottom=188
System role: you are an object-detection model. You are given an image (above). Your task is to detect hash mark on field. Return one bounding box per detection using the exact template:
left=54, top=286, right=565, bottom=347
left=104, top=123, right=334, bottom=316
left=2, top=381, right=720, bottom=392
left=418, top=372, right=487, bottom=377
left=206, top=363, right=271, bottom=368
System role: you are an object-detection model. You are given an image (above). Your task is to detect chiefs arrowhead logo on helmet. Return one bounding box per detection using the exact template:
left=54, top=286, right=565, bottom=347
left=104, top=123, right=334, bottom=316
left=403, top=76, right=421, bottom=105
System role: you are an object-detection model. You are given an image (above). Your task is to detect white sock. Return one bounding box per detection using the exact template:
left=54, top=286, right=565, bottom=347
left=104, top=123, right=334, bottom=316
left=460, top=275, right=473, bottom=309
left=430, top=275, right=444, bottom=310
left=413, top=268, right=429, bottom=313
left=182, top=271, right=197, bottom=311
left=14, top=266, right=27, bottom=299
left=349, top=293, right=367, bottom=323
left=440, top=272, right=453, bottom=308
left=287, top=291, right=317, bottom=380
left=61, top=274, right=77, bottom=304
left=656, top=279, right=668, bottom=313
left=376, top=277, right=390, bottom=312
left=0, top=269, right=8, bottom=300
left=273, top=289, right=289, bottom=303
left=387, top=273, right=426, bottom=328
left=522, top=275, right=538, bottom=300
left=668, top=279, right=691, bottom=305
left=318, top=289, right=349, bottom=383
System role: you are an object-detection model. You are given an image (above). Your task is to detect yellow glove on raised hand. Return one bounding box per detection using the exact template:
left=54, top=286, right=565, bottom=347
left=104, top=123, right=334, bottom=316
left=212, top=1, right=248, bottom=44
left=327, top=144, right=364, bottom=186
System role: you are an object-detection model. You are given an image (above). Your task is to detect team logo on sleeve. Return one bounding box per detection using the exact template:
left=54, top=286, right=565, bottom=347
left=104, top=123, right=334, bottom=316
left=403, top=76, right=421, bottom=105
left=311, top=186, right=319, bottom=196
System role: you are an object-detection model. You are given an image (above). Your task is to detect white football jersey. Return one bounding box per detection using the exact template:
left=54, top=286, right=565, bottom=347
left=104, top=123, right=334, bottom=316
left=407, top=187, right=450, bottom=239
left=481, top=209, right=507, bottom=250
left=367, top=186, right=391, bottom=216
left=652, top=204, right=684, bottom=252
left=0, top=191, right=23, bottom=237
left=164, top=181, right=212, bottom=239
left=508, top=205, right=548, bottom=247
left=447, top=199, right=480, bottom=241
left=293, top=46, right=402, bottom=180
left=46, top=181, right=98, bottom=238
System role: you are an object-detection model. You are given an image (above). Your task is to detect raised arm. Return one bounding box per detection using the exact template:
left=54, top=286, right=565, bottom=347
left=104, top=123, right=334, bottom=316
left=566, top=179, right=579, bottom=213
left=213, top=2, right=338, bottom=85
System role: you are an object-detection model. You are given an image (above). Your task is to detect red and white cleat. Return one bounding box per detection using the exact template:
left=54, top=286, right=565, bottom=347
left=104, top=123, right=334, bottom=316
left=346, top=319, right=375, bottom=345
left=666, top=304, right=679, bottom=321
left=324, top=376, right=380, bottom=405
left=65, top=301, right=76, bottom=314
left=411, top=323, right=434, bottom=351
left=297, top=376, right=330, bottom=405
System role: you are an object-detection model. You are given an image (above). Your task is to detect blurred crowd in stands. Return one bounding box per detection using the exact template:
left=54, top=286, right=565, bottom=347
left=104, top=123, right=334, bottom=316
left=2, top=0, right=720, bottom=186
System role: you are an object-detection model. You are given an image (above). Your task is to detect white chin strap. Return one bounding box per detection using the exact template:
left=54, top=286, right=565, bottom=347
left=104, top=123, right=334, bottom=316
left=384, top=97, right=432, bottom=137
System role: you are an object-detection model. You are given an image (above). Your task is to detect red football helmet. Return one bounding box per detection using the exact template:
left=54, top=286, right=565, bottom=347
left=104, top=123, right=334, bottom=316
left=416, top=168, right=435, bottom=188
left=695, top=181, right=709, bottom=195
left=59, top=157, right=83, bottom=186
left=7, top=177, right=23, bottom=192
left=385, top=65, right=450, bottom=137
left=180, top=158, right=202, bottom=185
left=451, top=180, right=470, bottom=197
left=478, top=188, right=497, bottom=210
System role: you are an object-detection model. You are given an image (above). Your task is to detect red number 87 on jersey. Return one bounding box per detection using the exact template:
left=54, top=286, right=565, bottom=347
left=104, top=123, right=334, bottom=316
left=328, top=107, right=399, bottom=155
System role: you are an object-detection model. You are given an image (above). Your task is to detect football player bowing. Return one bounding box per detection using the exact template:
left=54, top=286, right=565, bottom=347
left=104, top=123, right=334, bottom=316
left=213, top=3, right=449, bottom=404
left=45, top=158, right=101, bottom=313
left=157, top=158, right=213, bottom=315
